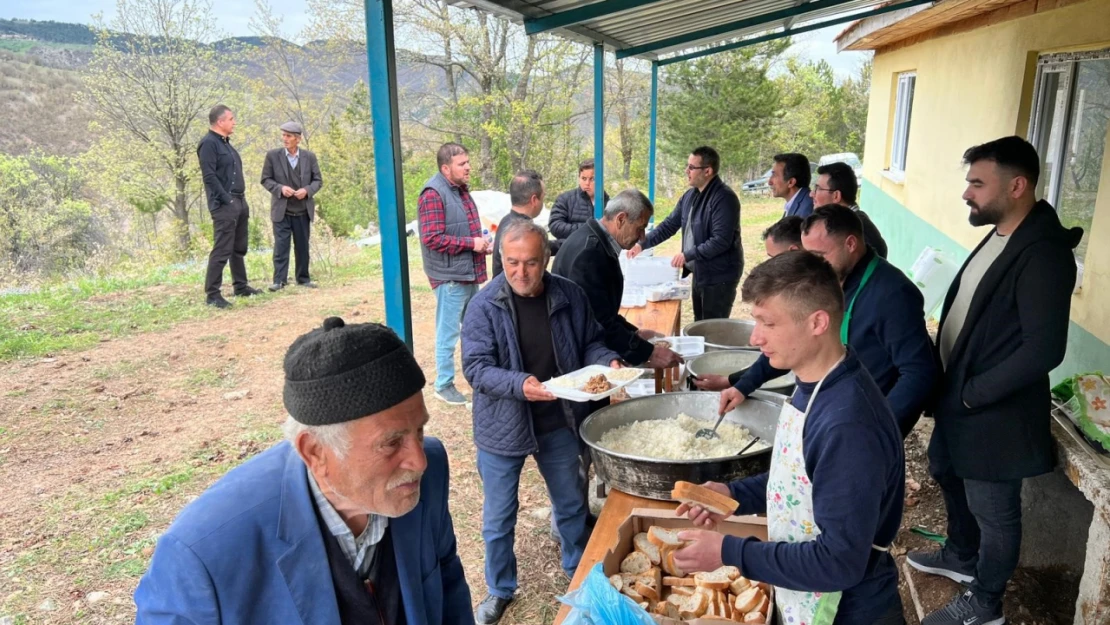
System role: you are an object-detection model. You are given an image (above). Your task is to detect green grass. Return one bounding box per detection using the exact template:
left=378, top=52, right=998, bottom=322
left=0, top=244, right=384, bottom=362
left=0, top=40, right=92, bottom=54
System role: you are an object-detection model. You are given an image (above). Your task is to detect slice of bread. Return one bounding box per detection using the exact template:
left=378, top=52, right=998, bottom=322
left=664, top=576, right=696, bottom=587
left=671, top=481, right=740, bottom=516
left=744, top=610, right=766, bottom=624
left=670, top=585, right=694, bottom=597
left=679, top=590, right=710, bottom=620
left=633, top=532, right=662, bottom=565
left=622, top=585, right=644, bottom=602
left=694, top=568, right=734, bottom=591
left=609, top=574, right=623, bottom=593
left=753, top=593, right=770, bottom=616
left=721, top=590, right=733, bottom=620
left=663, top=549, right=686, bottom=578
left=721, top=566, right=741, bottom=581
left=729, top=576, right=752, bottom=595
left=648, top=526, right=687, bottom=549
left=634, top=580, right=660, bottom=602
left=734, top=587, right=763, bottom=614
left=620, top=550, right=652, bottom=575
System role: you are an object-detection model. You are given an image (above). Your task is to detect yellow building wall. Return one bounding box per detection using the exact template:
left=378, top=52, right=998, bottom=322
left=863, top=0, right=1110, bottom=345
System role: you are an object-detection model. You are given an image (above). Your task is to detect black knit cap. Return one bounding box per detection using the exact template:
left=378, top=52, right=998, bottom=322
left=283, top=317, right=426, bottom=425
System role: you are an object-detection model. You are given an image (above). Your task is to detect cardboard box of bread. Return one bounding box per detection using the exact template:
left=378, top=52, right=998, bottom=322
left=604, top=483, right=774, bottom=624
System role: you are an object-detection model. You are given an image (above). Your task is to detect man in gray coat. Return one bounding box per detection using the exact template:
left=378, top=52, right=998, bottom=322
left=261, top=121, right=323, bottom=291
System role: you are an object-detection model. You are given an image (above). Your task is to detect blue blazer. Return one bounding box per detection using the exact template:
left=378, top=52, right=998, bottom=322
left=783, top=188, right=814, bottom=219
left=135, top=437, right=474, bottom=625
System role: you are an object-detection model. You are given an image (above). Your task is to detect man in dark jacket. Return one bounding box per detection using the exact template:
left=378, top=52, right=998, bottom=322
left=492, top=170, right=545, bottom=278
left=812, top=161, right=888, bottom=259
left=629, top=146, right=742, bottom=320
left=197, top=104, right=263, bottom=308
left=549, top=158, right=609, bottom=240
left=761, top=216, right=802, bottom=258
left=908, top=137, right=1082, bottom=625
left=771, top=152, right=814, bottom=219
left=260, top=121, right=324, bottom=291
left=702, top=205, right=937, bottom=438
left=552, top=189, right=683, bottom=368
left=462, top=221, right=620, bottom=625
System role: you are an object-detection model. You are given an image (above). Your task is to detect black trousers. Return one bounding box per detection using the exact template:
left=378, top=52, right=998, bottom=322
left=205, top=195, right=250, bottom=299
left=272, top=212, right=311, bottom=285
left=692, top=277, right=740, bottom=321
left=929, top=432, right=1023, bottom=603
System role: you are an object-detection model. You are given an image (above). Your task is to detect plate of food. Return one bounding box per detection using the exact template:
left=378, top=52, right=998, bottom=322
left=544, top=365, right=646, bottom=402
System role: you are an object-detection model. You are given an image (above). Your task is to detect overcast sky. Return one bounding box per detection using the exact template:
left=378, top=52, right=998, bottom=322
left=5, top=0, right=870, bottom=78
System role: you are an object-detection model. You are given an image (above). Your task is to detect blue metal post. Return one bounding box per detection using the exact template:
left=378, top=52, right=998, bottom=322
left=648, top=61, right=658, bottom=206
left=594, top=43, right=605, bottom=218
left=364, top=0, right=412, bottom=348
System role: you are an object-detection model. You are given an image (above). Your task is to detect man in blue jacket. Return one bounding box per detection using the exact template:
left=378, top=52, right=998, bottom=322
left=630, top=146, right=742, bottom=320
left=135, top=318, right=473, bottom=625
left=675, top=251, right=906, bottom=625
left=696, top=205, right=936, bottom=438
left=771, top=152, right=815, bottom=219
left=549, top=158, right=610, bottom=241
left=462, top=220, right=620, bottom=625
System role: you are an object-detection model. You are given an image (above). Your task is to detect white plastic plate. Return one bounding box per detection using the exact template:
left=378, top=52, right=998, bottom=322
left=544, top=365, right=646, bottom=402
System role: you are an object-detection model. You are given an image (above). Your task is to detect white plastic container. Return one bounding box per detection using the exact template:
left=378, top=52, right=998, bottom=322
left=621, top=256, right=681, bottom=287
left=906, top=247, right=961, bottom=320
left=651, top=336, right=705, bottom=359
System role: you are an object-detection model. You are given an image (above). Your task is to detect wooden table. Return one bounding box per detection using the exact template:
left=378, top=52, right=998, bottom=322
left=620, top=299, right=683, bottom=393
left=553, top=490, right=675, bottom=625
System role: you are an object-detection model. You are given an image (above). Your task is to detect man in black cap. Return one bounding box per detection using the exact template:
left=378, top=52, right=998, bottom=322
left=135, top=318, right=474, bottom=625
left=261, top=121, right=324, bottom=291
left=197, top=104, right=262, bottom=308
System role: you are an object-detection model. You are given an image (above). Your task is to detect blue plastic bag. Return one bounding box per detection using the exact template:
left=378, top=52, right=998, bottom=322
left=557, top=564, right=659, bottom=625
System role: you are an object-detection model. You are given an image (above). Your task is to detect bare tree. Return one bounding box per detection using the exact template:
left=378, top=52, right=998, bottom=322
left=82, top=0, right=232, bottom=251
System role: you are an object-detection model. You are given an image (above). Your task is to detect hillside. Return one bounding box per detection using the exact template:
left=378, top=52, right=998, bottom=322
left=0, top=50, right=93, bottom=155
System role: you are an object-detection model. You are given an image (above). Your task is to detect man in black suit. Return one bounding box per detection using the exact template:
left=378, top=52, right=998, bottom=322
left=197, top=104, right=263, bottom=308
left=260, top=121, right=324, bottom=291
left=909, top=137, right=1082, bottom=625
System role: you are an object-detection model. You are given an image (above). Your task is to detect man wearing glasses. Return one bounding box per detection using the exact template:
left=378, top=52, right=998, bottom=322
left=630, top=146, right=742, bottom=320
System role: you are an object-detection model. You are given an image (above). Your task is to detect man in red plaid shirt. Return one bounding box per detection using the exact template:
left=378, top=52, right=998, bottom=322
left=418, top=143, right=490, bottom=405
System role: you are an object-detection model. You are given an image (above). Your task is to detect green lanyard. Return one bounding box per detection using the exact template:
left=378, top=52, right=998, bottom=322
left=840, top=256, right=880, bottom=344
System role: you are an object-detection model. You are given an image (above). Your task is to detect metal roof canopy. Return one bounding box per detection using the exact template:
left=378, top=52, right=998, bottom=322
left=456, top=0, right=936, bottom=62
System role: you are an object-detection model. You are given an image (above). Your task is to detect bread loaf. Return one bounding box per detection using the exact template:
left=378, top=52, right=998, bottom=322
left=671, top=481, right=740, bottom=516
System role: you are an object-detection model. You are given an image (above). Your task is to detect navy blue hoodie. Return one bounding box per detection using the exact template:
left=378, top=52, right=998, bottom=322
left=731, top=248, right=936, bottom=436
left=723, top=349, right=905, bottom=625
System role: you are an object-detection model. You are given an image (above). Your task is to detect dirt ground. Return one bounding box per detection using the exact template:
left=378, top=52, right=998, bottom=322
left=895, top=424, right=1081, bottom=625
left=0, top=250, right=1081, bottom=624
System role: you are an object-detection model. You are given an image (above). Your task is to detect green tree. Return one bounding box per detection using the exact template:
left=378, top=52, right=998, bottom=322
left=81, top=0, right=234, bottom=252
left=659, top=41, right=788, bottom=180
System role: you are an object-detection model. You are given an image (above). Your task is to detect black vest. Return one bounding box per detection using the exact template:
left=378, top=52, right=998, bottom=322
left=316, top=509, right=407, bottom=625
left=285, top=159, right=307, bottom=216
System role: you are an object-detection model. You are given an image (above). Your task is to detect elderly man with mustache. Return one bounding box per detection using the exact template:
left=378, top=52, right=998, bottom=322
left=135, top=318, right=473, bottom=625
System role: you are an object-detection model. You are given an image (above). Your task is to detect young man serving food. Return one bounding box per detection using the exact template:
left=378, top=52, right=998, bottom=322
left=674, top=251, right=907, bottom=625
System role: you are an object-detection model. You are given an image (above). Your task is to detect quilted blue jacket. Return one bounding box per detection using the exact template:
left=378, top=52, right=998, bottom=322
left=462, top=272, right=619, bottom=456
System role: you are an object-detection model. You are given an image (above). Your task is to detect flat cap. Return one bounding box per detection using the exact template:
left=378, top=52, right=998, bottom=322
left=279, top=121, right=303, bottom=135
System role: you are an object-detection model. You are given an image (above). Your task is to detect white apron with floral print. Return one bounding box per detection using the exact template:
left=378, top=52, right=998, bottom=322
left=766, top=358, right=889, bottom=625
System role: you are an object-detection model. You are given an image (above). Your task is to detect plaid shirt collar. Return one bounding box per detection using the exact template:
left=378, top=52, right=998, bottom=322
left=307, top=471, right=388, bottom=577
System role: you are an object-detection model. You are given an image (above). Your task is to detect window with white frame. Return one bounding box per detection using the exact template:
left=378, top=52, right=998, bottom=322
left=890, top=72, right=916, bottom=176
left=1029, top=49, right=1109, bottom=265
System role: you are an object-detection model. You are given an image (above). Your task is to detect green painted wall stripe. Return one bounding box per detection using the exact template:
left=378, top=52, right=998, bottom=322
left=860, top=178, right=1109, bottom=383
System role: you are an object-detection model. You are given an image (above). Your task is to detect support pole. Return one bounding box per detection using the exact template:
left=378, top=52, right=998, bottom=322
left=364, top=0, right=412, bottom=348
left=594, top=43, right=605, bottom=219
left=648, top=61, right=658, bottom=206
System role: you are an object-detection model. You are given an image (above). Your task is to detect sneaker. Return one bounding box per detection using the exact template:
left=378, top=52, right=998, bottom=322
left=268, top=282, right=286, bottom=292
left=475, top=595, right=512, bottom=625
left=922, top=590, right=1004, bottom=625
left=907, top=547, right=977, bottom=584
left=297, top=281, right=318, bottom=289
left=435, top=386, right=468, bottom=405
left=234, top=286, right=264, bottom=297
left=206, top=296, right=232, bottom=309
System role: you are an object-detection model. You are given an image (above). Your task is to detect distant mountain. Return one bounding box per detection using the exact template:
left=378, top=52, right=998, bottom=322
left=0, top=18, right=97, bottom=46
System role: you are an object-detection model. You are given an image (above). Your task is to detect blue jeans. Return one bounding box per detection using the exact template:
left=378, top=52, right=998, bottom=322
left=433, top=281, right=478, bottom=391
left=477, top=427, right=589, bottom=599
